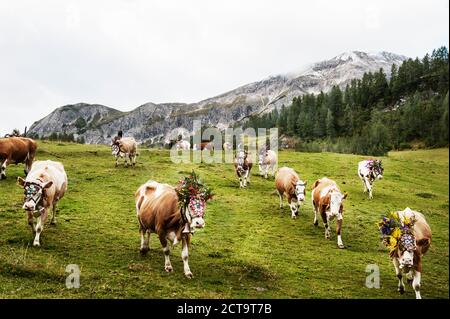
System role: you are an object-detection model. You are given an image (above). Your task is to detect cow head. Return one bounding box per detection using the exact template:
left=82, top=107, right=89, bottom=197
left=17, top=177, right=53, bottom=213
left=111, top=138, right=121, bottom=156
left=373, top=160, right=384, bottom=179
left=329, top=190, right=348, bottom=216
left=397, top=233, right=416, bottom=270
left=295, top=180, right=307, bottom=202
left=187, top=196, right=207, bottom=229
left=236, top=151, right=247, bottom=175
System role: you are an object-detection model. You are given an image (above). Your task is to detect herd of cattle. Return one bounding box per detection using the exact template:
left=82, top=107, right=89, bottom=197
left=0, top=135, right=434, bottom=299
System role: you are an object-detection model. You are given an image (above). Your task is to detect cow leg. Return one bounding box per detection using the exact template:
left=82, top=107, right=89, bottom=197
left=278, top=191, right=284, bottom=208
left=289, top=199, right=298, bottom=219
left=264, top=166, right=269, bottom=179
left=50, top=202, right=57, bottom=225
left=359, top=174, right=367, bottom=193
left=131, top=154, right=136, bottom=167
left=312, top=200, right=319, bottom=226
left=124, top=154, right=129, bottom=168
left=140, top=228, right=150, bottom=255
left=322, top=213, right=331, bottom=239
left=115, top=155, right=119, bottom=167
left=412, top=271, right=422, bottom=299
left=363, top=177, right=373, bottom=199
left=33, top=209, right=48, bottom=247
left=336, top=217, right=344, bottom=249
left=159, top=235, right=172, bottom=272
left=181, top=235, right=193, bottom=279
left=393, top=258, right=405, bottom=294
left=0, top=159, right=7, bottom=179
left=24, top=153, right=32, bottom=176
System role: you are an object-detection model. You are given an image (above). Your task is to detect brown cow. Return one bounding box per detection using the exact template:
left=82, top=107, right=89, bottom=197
left=391, top=208, right=432, bottom=299
left=17, top=160, right=68, bottom=246
left=135, top=180, right=210, bottom=278
left=111, top=137, right=138, bottom=167
left=193, top=141, right=214, bottom=151
left=275, top=167, right=307, bottom=218
left=311, top=177, right=348, bottom=249
left=233, top=150, right=253, bottom=188
left=0, top=137, right=37, bottom=180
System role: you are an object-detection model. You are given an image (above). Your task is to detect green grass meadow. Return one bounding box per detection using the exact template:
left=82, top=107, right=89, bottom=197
left=0, top=141, right=448, bottom=299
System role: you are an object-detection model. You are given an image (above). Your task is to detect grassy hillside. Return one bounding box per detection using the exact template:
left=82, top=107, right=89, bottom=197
left=0, top=142, right=448, bottom=298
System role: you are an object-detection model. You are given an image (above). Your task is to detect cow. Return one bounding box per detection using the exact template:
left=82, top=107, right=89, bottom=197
left=175, top=140, right=191, bottom=151
left=234, top=150, right=253, bottom=188
left=111, top=137, right=138, bottom=167
left=135, top=179, right=210, bottom=278
left=390, top=208, right=432, bottom=299
left=259, top=149, right=277, bottom=179
left=358, top=159, right=384, bottom=199
left=17, top=160, right=68, bottom=247
left=311, top=177, right=348, bottom=249
left=193, top=141, right=214, bottom=151
left=275, top=167, right=307, bottom=218
left=0, top=137, right=37, bottom=180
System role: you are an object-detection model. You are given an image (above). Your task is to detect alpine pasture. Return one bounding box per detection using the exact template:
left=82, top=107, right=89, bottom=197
left=0, top=141, right=448, bottom=299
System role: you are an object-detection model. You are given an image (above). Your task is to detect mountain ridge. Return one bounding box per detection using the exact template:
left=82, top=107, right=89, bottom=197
left=29, top=50, right=407, bottom=144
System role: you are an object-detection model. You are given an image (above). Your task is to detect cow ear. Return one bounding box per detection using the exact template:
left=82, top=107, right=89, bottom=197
left=343, top=192, right=348, bottom=199
left=17, top=177, right=26, bottom=187
left=43, top=181, right=53, bottom=189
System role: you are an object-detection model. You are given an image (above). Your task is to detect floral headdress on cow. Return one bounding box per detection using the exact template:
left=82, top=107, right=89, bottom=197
left=175, top=170, right=213, bottom=217
left=378, top=211, right=416, bottom=256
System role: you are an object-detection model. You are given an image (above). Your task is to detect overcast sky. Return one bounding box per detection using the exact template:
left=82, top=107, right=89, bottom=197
left=0, top=0, right=448, bottom=135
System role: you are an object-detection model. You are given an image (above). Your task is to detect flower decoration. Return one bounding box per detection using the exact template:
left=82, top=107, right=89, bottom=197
left=378, top=211, right=416, bottom=254
left=175, top=170, right=213, bottom=210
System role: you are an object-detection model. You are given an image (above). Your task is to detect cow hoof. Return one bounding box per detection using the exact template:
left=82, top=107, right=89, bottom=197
left=314, top=221, right=318, bottom=226
left=398, top=286, right=405, bottom=294
left=140, top=247, right=149, bottom=255
left=50, top=220, right=57, bottom=225
left=165, top=265, right=173, bottom=273
left=185, top=272, right=193, bottom=279
left=338, top=244, right=345, bottom=249
left=0, top=175, right=6, bottom=180
left=33, top=241, right=40, bottom=247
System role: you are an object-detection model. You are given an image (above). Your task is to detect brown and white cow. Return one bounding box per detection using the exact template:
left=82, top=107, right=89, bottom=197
left=311, top=177, right=348, bottom=249
left=0, top=137, right=37, bottom=180
left=135, top=180, right=208, bottom=278
left=17, top=160, right=68, bottom=246
left=193, top=141, right=214, bottom=151
left=234, top=150, right=253, bottom=188
left=391, top=208, right=432, bottom=299
left=111, top=137, right=138, bottom=167
left=275, top=167, right=307, bottom=218
left=258, top=149, right=277, bottom=179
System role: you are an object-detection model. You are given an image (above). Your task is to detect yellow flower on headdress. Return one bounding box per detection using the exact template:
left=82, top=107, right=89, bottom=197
left=391, top=227, right=401, bottom=240
left=387, top=236, right=397, bottom=251
left=390, top=211, right=398, bottom=220
left=403, top=216, right=413, bottom=226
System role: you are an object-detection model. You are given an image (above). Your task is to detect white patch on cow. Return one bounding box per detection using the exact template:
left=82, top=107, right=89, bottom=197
left=329, top=191, right=344, bottom=217
left=182, top=237, right=193, bottom=278
left=167, top=231, right=178, bottom=246
left=337, top=235, right=344, bottom=248
left=163, top=244, right=173, bottom=272
left=33, top=215, right=43, bottom=246
left=413, top=271, right=422, bottom=299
